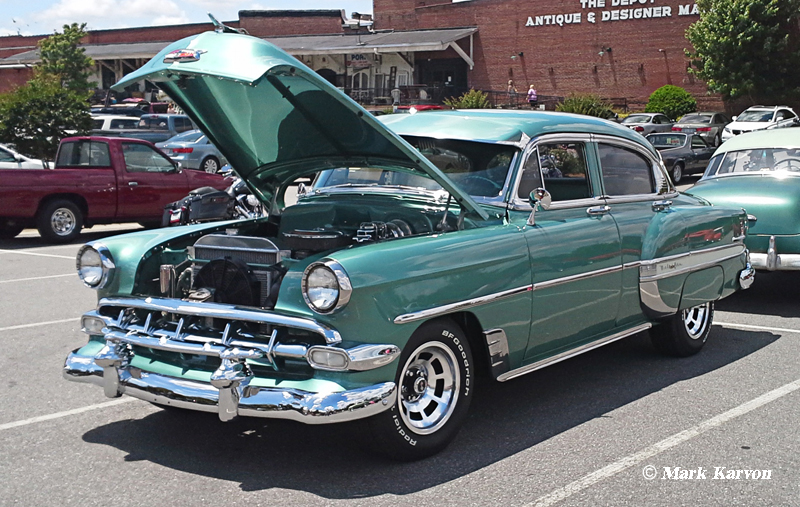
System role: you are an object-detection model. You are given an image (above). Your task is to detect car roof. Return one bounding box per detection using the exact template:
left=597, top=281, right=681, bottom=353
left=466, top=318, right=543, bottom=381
left=380, top=109, right=656, bottom=153
left=91, top=114, right=139, bottom=120
left=713, top=129, right=800, bottom=155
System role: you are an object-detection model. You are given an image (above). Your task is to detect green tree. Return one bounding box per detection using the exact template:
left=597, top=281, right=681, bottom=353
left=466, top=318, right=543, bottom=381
left=645, top=85, right=697, bottom=120
left=686, top=0, right=800, bottom=102
left=0, top=23, right=93, bottom=160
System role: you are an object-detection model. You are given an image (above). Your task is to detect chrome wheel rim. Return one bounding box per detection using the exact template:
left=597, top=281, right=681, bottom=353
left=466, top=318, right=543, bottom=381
left=51, top=208, right=76, bottom=236
left=682, top=302, right=710, bottom=340
left=673, top=164, right=682, bottom=182
left=399, top=341, right=459, bottom=435
left=204, top=159, right=218, bottom=173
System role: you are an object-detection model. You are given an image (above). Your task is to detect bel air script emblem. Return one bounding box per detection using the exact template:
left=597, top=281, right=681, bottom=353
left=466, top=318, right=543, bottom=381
left=164, top=49, right=206, bottom=64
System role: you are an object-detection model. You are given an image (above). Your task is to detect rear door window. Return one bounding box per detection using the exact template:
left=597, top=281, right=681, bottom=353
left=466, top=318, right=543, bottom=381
left=598, top=144, right=655, bottom=196
left=537, top=142, right=592, bottom=202
left=56, top=141, right=111, bottom=167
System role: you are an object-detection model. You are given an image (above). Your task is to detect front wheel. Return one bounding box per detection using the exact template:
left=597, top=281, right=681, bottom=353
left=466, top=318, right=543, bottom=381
left=36, top=199, right=83, bottom=243
left=651, top=301, right=714, bottom=357
left=367, top=319, right=473, bottom=460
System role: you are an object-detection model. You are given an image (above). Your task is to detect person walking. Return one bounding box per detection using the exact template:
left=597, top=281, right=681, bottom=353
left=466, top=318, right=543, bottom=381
left=527, top=85, right=538, bottom=109
left=507, top=79, right=517, bottom=106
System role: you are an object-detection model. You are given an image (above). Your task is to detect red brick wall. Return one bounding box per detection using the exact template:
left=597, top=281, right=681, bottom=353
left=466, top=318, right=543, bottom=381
left=239, top=10, right=346, bottom=37
left=375, top=0, right=723, bottom=110
left=84, top=22, right=230, bottom=44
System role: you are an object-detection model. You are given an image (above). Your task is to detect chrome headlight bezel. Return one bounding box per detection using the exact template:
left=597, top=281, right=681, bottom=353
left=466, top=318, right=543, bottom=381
left=301, top=259, right=352, bottom=314
left=76, top=243, right=115, bottom=289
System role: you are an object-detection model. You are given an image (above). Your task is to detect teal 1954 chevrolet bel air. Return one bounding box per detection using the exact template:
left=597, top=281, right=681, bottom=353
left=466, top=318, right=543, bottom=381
left=64, top=28, right=755, bottom=459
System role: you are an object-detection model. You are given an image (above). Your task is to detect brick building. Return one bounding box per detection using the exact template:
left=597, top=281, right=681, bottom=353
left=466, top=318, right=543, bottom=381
left=0, top=1, right=715, bottom=110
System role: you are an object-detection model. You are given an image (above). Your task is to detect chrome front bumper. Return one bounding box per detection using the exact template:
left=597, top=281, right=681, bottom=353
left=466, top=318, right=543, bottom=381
left=64, top=350, right=396, bottom=423
left=750, top=236, right=800, bottom=271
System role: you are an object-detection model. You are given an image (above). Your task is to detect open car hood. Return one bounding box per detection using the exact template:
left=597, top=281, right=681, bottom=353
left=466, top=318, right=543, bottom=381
left=113, top=31, right=487, bottom=219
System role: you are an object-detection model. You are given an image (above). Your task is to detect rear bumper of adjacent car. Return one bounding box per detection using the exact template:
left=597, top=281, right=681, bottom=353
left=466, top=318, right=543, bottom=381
left=750, top=235, right=800, bottom=271
left=64, top=349, right=397, bottom=423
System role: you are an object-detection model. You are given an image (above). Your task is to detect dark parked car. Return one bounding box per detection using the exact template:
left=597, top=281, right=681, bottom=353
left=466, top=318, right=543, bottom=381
left=672, top=112, right=731, bottom=147
left=647, top=133, right=716, bottom=183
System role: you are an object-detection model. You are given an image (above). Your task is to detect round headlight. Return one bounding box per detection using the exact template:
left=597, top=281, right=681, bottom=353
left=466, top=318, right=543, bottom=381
left=302, top=260, right=352, bottom=314
left=76, top=244, right=114, bottom=289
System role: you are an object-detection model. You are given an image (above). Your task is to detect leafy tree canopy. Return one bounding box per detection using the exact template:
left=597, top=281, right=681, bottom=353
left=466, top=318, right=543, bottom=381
left=686, top=0, right=800, bottom=102
left=645, top=85, right=697, bottom=120
left=0, top=23, right=93, bottom=160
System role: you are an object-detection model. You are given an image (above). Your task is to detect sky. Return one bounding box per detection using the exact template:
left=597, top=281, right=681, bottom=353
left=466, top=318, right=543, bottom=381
left=0, top=0, right=374, bottom=36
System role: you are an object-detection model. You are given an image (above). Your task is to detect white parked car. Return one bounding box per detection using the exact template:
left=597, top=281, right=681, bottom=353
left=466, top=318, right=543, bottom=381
left=0, top=143, right=45, bottom=169
left=90, top=114, right=140, bottom=131
left=721, top=106, right=799, bottom=142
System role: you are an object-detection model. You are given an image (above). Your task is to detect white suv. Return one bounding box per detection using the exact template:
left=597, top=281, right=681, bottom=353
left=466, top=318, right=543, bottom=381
left=721, top=105, right=799, bottom=141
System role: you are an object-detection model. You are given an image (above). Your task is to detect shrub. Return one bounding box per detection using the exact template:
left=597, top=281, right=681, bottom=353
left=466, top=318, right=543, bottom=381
left=645, top=85, right=697, bottom=120
left=555, top=93, right=614, bottom=118
left=443, top=89, right=491, bottom=109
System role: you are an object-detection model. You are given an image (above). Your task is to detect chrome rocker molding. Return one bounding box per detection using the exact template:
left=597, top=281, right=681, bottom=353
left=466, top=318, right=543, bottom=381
left=63, top=351, right=397, bottom=424
left=750, top=236, right=800, bottom=271
left=496, top=323, right=653, bottom=382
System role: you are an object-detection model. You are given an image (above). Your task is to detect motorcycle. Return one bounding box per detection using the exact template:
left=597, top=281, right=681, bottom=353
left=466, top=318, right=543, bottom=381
left=162, top=166, right=266, bottom=226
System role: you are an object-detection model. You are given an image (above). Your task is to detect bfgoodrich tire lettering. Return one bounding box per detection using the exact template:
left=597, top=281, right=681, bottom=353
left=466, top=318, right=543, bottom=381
left=368, top=318, right=473, bottom=460
left=650, top=301, right=714, bottom=357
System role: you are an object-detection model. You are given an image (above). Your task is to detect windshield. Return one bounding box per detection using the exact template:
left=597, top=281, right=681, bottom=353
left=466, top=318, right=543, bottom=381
left=678, top=115, right=712, bottom=124
left=704, top=148, right=800, bottom=177
left=736, top=110, right=774, bottom=122
left=648, top=134, right=686, bottom=148
left=311, top=137, right=517, bottom=199
left=622, top=115, right=652, bottom=124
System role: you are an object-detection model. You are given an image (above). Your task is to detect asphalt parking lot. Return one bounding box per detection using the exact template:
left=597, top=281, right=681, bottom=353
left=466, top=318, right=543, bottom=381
left=1, top=200, right=798, bottom=506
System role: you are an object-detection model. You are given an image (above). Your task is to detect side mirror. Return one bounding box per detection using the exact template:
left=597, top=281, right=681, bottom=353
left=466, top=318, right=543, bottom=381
left=297, top=182, right=308, bottom=197
left=14, top=154, right=23, bottom=162
left=527, top=188, right=551, bottom=226
left=732, top=115, right=738, bottom=121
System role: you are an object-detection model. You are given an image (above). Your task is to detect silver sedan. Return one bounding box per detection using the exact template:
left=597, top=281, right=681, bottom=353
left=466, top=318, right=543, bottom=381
left=155, top=130, right=227, bottom=173
left=620, top=113, right=674, bottom=136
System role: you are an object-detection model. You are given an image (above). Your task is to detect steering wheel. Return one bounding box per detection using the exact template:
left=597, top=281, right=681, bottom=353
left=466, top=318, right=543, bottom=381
left=773, top=158, right=800, bottom=172
left=461, top=175, right=502, bottom=195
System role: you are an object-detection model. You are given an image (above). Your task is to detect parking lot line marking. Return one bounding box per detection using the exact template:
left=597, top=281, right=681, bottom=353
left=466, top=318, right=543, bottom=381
left=0, top=249, right=74, bottom=260
left=526, top=377, right=800, bottom=507
left=715, top=321, right=800, bottom=335
left=0, top=398, right=137, bottom=432
left=0, top=317, right=79, bottom=332
left=0, top=273, right=75, bottom=284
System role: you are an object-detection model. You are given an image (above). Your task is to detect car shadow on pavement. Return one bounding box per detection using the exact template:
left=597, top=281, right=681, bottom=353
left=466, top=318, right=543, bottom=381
left=716, top=271, right=800, bottom=318
left=81, top=326, right=778, bottom=498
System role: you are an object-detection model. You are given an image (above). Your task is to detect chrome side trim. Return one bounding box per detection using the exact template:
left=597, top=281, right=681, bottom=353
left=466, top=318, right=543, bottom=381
left=99, top=296, right=342, bottom=344
left=639, top=280, right=678, bottom=316
left=483, top=328, right=511, bottom=380
left=638, top=243, right=745, bottom=282
left=533, top=264, right=622, bottom=291
left=497, top=323, right=652, bottom=382
left=63, top=350, right=396, bottom=424
left=393, top=285, right=532, bottom=324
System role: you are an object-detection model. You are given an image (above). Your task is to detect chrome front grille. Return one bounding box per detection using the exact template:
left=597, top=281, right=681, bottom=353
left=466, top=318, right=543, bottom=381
left=93, top=297, right=339, bottom=375
left=189, top=233, right=282, bottom=265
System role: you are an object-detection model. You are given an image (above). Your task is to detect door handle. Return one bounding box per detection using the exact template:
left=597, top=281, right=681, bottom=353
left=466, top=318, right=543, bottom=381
left=129, top=181, right=138, bottom=187
left=586, top=205, right=611, bottom=216
left=652, top=200, right=672, bottom=211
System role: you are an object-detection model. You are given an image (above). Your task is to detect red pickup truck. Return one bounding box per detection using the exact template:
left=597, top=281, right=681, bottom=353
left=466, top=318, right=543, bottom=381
left=0, top=136, right=230, bottom=242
